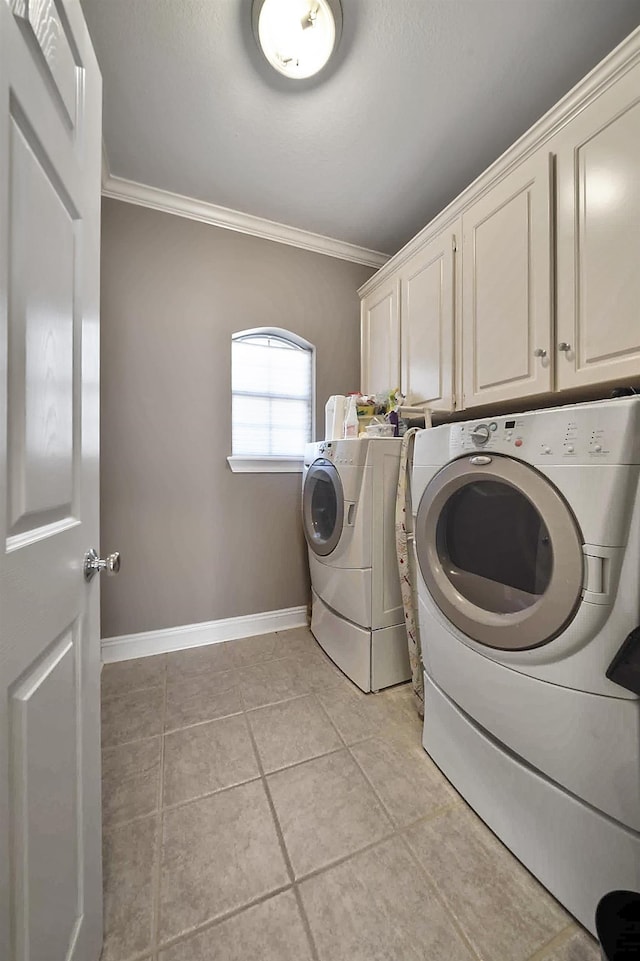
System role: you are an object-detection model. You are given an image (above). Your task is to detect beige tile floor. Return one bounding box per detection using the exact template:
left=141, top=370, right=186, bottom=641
left=100, top=627, right=600, bottom=961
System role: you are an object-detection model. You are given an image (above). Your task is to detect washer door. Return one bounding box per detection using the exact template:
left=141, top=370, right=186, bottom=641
left=303, top=458, right=344, bottom=557
left=415, top=454, right=584, bottom=650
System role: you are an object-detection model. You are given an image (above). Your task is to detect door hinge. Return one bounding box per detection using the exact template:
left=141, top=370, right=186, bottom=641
left=452, top=236, right=457, bottom=253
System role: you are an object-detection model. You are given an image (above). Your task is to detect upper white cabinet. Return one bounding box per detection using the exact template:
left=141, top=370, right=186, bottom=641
left=461, top=151, right=553, bottom=408
left=359, top=31, right=640, bottom=412
left=555, top=60, right=640, bottom=391
left=361, top=275, right=400, bottom=395
left=399, top=224, right=459, bottom=411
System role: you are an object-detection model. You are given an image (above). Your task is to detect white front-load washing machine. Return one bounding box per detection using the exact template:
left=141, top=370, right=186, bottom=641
left=411, top=397, right=640, bottom=934
left=302, top=437, right=410, bottom=692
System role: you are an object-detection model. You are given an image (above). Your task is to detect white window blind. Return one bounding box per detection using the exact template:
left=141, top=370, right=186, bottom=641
left=232, top=329, right=314, bottom=458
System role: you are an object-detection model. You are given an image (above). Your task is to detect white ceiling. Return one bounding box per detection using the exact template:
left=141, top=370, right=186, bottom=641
left=83, top=0, right=640, bottom=257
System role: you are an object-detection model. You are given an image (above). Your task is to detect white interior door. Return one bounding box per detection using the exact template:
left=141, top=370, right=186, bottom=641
left=0, top=2, right=103, bottom=960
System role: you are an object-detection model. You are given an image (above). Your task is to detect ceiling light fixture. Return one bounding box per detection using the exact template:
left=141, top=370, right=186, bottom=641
left=253, top=0, right=342, bottom=80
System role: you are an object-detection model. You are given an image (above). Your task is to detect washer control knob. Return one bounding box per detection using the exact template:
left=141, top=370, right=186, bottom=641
left=594, top=444, right=602, bottom=453
left=470, top=424, right=491, bottom=447
left=542, top=446, right=551, bottom=454
left=566, top=445, right=575, bottom=453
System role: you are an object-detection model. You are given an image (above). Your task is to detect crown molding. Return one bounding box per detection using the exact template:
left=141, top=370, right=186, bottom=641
left=101, top=174, right=389, bottom=268
left=358, top=24, right=640, bottom=297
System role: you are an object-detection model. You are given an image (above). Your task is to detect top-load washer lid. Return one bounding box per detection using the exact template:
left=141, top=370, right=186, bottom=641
left=415, top=453, right=584, bottom=651
left=302, top=458, right=344, bottom=557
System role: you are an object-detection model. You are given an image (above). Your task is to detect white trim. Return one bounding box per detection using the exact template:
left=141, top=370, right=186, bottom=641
left=227, top=455, right=303, bottom=473
left=101, top=605, right=309, bottom=663
left=358, top=24, right=640, bottom=297
left=233, top=326, right=313, bottom=350
left=102, top=139, right=111, bottom=185
left=6, top=516, right=80, bottom=553
left=101, top=173, right=389, bottom=268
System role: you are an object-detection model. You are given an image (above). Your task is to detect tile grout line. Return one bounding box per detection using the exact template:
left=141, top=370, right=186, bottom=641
left=400, top=803, right=581, bottom=961
left=397, top=799, right=466, bottom=835
left=105, top=946, right=154, bottom=961
left=150, top=665, right=168, bottom=957
left=160, top=773, right=263, bottom=815
left=242, top=708, right=297, bottom=885
left=242, top=703, right=322, bottom=961
left=346, top=739, right=402, bottom=829
left=239, top=680, right=311, bottom=714
left=312, top=690, right=352, bottom=749
left=101, top=679, right=166, bottom=704
left=397, top=831, right=485, bottom=961
left=291, top=829, right=398, bottom=887
left=523, top=923, right=589, bottom=961
left=112, top=736, right=374, bottom=830
left=163, top=707, right=244, bottom=737
left=244, top=689, right=316, bottom=716
left=154, top=882, right=294, bottom=955
left=346, top=738, right=462, bottom=834
left=292, top=883, right=322, bottom=961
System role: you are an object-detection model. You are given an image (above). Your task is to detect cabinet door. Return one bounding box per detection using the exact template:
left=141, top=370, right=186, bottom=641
left=461, top=152, right=553, bottom=408
left=399, top=224, right=459, bottom=411
left=556, top=62, right=640, bottom=391
left=361, top=276, right=400, bottom=395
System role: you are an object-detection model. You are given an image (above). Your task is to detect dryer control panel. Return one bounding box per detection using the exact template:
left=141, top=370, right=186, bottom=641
left=316, top=438, right=371, bottom=467
left=448, top=398, right=640, bottom=466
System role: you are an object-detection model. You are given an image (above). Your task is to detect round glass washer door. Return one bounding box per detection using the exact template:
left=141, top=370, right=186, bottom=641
left=415, top=454, right=584, bottom=651
left=302, top=458, right=344, bottom=557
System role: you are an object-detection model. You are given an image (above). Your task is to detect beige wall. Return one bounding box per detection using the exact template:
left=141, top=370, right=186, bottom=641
left=100, top=199, right=374, bottom=638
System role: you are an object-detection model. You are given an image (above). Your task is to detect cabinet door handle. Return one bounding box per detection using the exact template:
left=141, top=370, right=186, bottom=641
left=558, top=342, right=571, bottom=352
left=534, top=348, right=547, bottom=358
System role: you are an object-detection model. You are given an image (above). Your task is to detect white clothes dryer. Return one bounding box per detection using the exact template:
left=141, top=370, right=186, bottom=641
left=302, top=437, right=410, bottom=692
left=411, top=397, right=640, bottom=934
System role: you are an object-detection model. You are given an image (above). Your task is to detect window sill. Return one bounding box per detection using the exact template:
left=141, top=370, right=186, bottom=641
left=227, top=456, right=304, bottom=474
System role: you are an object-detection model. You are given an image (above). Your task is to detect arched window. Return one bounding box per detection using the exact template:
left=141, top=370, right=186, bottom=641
left=228, top=327, right=315, bottom=472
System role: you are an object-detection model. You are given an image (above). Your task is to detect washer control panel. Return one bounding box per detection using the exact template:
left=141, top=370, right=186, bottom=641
left=451, top=417, right=527, bottom=454
left=448, top=400, right=640, bottom=465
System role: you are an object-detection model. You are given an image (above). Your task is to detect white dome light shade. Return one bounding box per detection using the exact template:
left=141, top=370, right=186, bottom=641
left=254, top=0, right=341, bottom=80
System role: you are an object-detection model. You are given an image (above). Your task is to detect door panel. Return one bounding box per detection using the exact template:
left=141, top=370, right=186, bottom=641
left=400, top=225, right=458, bottom=411
left=11, top=627, right=80, bottom=961
left=12, top=0, right=79, bottom=126
left=556, top=61, right=640, bottom=389
left=8, top=114, right=78, bottom=539
left=0, top=2, right=103, bottom=960
left=462, top=152, right=553, bottom=407
left=360, top=277, right=400, bottom=395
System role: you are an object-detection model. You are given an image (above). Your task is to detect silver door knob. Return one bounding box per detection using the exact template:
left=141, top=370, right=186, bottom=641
left=558, top=342, right=571, bottom=352
left=84, top=548, right=121, bottom=582
left=533, top=348, right=547, bottom=358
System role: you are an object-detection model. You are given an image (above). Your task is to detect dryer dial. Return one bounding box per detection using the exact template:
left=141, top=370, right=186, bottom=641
left=470, top=424, right=491, bottom=446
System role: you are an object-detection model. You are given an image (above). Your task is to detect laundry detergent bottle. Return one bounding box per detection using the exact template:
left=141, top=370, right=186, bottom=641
left=325, top=395, right=346, bottom=440
left=344, top=395, right=359, bottom=438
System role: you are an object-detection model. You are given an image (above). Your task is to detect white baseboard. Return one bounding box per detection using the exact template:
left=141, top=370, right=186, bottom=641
left=101, top=605, right=309, bottom=663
